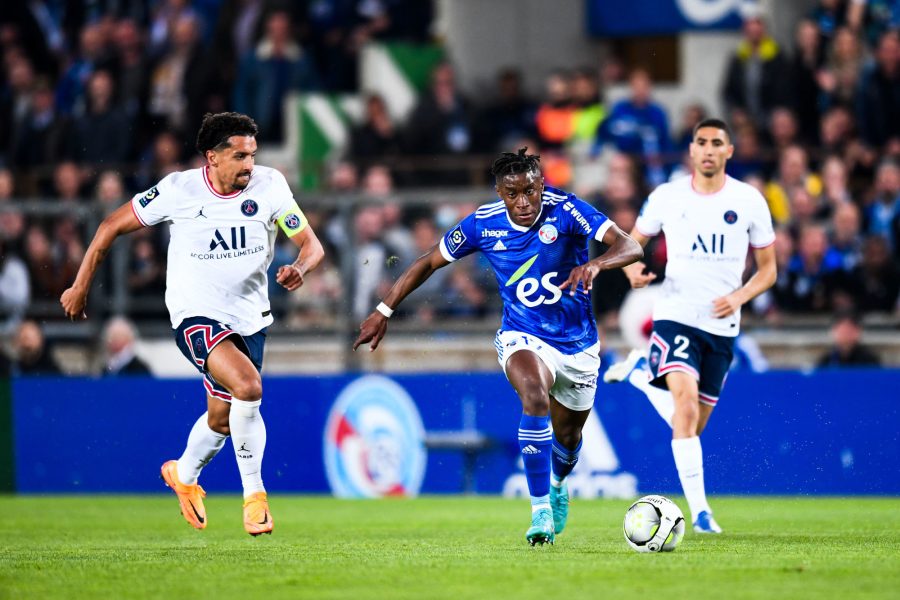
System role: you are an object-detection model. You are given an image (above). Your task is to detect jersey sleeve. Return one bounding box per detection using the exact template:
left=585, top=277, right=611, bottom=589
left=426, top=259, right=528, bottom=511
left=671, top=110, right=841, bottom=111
left=748, top=191, right=776, bottom=248
left=634, top=191, right=663, bottom=237
left=438, top=214, right=479, bottom=262
left=131, top=174, right=176, bottom=227
left=269, top=170, right=308, bottom=238
left=560, top=197, right=613, bottom=241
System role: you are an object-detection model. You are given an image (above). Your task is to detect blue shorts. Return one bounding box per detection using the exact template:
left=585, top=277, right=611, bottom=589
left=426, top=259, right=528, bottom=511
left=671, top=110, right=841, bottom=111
left=174, top=316, right=267, bottom=401
left=646, top=320, right=734, bottom=407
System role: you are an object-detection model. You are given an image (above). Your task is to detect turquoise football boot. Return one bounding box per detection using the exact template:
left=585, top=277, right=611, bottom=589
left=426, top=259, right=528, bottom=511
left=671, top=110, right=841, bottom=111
left=549, top=482, right=569, bottom=534
left=525, top=508, right=555, bottom=546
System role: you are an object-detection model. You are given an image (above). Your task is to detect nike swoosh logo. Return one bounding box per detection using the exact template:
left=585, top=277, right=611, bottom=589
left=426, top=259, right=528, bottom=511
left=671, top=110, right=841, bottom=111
left=188, top=500, right=205, bottom=524
left=259, top=512, right=268, bottom=525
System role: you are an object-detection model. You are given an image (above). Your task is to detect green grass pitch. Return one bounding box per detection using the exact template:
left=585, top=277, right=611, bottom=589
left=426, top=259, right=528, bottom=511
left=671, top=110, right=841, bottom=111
left=1, top=495, right=898, bottom=599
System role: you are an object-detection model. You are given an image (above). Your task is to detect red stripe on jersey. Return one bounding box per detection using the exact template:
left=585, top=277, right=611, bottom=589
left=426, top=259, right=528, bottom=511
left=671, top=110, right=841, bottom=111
left=203, top=166, right=242, bottom=199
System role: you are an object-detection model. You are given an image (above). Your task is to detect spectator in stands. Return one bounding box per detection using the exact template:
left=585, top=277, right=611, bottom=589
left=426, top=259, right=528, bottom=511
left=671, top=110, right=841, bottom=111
left=850, top=0, right=900, bottom=46
left=821, top=154, right=855, bottom=209
left=819, top=107, right=856, bottom=159
left=809, top=0, right=849, bottom=44
left=233, top=10, right=319, bottom=142
left=349, top=94, right=402, bottom=162
left=475, top=68, right=537, bottom=152
left=856, top=30, right=900, bottom=149
left=0, top=237, right=29, bottom=335
left=23, top=225, right=79, bottom=301
left=816, top=309, right=881, bottom=367
left=52, top=161, right=84, bottom=202
left=108, top=18, right=150, bottom=123
left=863, top=158, right=900, bottom=249
left=10, top=319, right=62, bottom=375
left=819, top=26, right=867, bottom=112
left=790, top=186, right=829, bottom=229
left=722, top=4, right=790, bottom=127
left=526, top=74, right=568, bottom=145
left=128, top=237, right=166, bottom=298
left=756, top=227, right=796, bottom=320
left=401, top=217, right=450, bottom=321
left=10, top=78, right=68, bottom=182
left=595, top=68, right=671, bottom=187
left=404, top=61, right=476, bottom=184
left=835, top=234, right=900, bottom=310
left=351, top=205, right=389, bottom=320
left=95, top=170, right=126, bottom=212
left=789, top=19, right=826, bottom=144
left=783, top=223, right=843, bottom=312
left=100, top=315, right=151, bottom=376
left=673, top=103, right=707, bottom=151
left=828, top=201, right=864, bottom=270
left=148, top=0, right=203, bottom=57
left=570, top=67, right=606, bottom=145
left=55, top=22, right=107, bottom=115
left=765, top=145, right=823, bottom=224
left=67, top=69, right=130, bottom=167
left=135, top=129, right=185, bottom=191
left=766, top=107, right=801, bottom=153
left=727, top=125, right=767, bottom=181
left=0, top=57, right=36, bottom=162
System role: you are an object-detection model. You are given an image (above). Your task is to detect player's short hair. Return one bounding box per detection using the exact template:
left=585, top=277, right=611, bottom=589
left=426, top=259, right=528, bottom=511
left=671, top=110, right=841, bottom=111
left=693, top=118, right=732, bottom=142
left=491, top=147, right=541, bottom=182
left=195, top=112, right=259, bottom=155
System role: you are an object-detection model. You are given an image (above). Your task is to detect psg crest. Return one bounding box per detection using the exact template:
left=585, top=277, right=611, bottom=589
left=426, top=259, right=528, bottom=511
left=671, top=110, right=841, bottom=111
left=284, top=213, right=302, bottom=230
left=241, top=199, right=259, bottom=216
left=723, top=210, right=738, bottom=224
left=324, top=375, right=427, bottom=498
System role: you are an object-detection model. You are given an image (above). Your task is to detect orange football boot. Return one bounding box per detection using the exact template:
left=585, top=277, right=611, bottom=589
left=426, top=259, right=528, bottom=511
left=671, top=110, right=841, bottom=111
left=243, top=492, right=273, bottom=536
left=160, top=460, right=207, bottom=529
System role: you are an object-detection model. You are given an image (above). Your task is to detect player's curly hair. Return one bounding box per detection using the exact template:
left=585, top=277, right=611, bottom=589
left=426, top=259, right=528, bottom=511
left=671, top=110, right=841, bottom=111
left=491, top=147, right=541, bottom=182
left=195, top=112, right=259, bottom=155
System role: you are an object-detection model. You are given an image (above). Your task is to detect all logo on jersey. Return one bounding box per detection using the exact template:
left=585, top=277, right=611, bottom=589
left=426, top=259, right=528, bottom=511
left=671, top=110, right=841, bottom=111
left=693, top=233, right=725, bottom=254
left=209, top=227, right=247, bottom=251
left=241, top=199, right=259, bottom=216
left=447, top=225, right=467, bottom=253
left=138, top=186, right=159, bottom=207
left=538, top=224, right=558, bottom=244
left=723, top=210, right=738, bottom=224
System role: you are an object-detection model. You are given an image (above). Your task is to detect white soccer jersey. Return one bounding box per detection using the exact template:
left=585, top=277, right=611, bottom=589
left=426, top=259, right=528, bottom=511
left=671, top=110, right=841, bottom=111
left=635, top=175, right=775, bottom=337
left=131, top=165, right=307, bottom=335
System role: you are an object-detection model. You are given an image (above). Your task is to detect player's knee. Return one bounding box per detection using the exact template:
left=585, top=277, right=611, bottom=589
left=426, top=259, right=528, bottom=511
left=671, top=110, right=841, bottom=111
left=521, top=391, right=550, bottom=416
left=554, top=428, right=581, bottom=449
left=230, top=376, right=262, bottom=401
left=676, top=400, right=700, bottom=424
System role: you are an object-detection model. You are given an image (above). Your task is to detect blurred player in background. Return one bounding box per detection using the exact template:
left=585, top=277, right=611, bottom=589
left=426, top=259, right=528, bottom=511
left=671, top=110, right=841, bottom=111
left=61, top=112, right=324, bottom=536
left=354, top=148, right=642, bottom=545
left=604, top=118, right=776, bottom=533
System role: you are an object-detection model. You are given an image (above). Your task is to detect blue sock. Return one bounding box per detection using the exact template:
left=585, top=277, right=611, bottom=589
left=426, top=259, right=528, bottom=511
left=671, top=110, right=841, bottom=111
left=550, top=434, right=582, bottom=485
left=518, top=414, right=551, bottom=509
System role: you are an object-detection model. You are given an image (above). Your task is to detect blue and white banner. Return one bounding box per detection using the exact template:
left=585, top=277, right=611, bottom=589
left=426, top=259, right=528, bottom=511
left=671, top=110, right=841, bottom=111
left=587, top=0, right=744, bottom=36
left=11, top=369, right=900, bottom=495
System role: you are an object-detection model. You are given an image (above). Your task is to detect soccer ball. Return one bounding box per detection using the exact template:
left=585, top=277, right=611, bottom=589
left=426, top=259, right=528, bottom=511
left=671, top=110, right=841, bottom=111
left=623, top=495, right=685, bottom=553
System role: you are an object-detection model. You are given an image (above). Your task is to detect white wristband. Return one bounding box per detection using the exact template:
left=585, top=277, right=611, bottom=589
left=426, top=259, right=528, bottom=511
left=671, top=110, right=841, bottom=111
left=376, top=302, right=394, bottom=318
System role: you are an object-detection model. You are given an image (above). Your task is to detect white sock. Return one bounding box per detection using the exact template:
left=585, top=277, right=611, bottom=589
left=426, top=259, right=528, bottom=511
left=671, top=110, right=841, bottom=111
left=176, top=412, right=228, bottom=485
left=671, top=436, right=710, bottom=522
left=628, top=368, right=674, bottom=427
left=229, top=398, right=267, bottom=498
left=550, top=474, right=564, bottom=488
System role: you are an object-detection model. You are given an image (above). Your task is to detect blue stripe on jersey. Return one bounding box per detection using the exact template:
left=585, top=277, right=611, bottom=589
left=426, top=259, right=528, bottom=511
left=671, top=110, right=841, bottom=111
left=440, top=186, right=610, bottom=354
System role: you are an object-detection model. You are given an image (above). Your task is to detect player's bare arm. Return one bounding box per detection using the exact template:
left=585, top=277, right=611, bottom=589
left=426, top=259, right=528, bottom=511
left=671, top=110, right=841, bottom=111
left=559, top=223, right=643, bottom=295
left=275, top=225, right=325, bottom=292
left=711, top=243, right=777, bottom=318
left=353, top=246, right=450, bottom=351
left=621, top=229, right=658, bottom=288
left=60, top=202, right=144, bottom=319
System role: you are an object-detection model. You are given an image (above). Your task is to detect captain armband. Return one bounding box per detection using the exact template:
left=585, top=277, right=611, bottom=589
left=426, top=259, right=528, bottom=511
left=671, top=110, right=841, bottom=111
left=276, top=202, right=308, bottom=237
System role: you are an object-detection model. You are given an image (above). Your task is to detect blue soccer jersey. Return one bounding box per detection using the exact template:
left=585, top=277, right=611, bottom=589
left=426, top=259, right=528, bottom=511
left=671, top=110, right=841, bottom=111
left=439, top=186, right=613, bottom=354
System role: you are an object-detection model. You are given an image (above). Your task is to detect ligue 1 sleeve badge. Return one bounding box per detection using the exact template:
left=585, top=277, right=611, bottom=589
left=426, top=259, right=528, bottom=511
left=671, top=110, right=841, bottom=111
left=538, top=224, right=558, bottom=244
left=241, top=199, right=259, bottom=216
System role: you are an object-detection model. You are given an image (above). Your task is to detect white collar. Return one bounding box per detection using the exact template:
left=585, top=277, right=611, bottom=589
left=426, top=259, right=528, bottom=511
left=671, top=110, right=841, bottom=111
left=506, top=203, right=543, bottom=232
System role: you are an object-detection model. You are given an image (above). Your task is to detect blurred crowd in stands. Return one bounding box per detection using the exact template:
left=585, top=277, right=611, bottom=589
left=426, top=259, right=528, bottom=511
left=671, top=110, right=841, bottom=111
left=0, top=0, right=898, bottom=369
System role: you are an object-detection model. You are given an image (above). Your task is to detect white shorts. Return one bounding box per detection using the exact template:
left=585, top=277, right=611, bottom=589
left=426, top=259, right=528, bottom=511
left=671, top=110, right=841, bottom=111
left=494, top=330, right=601, bottom=412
